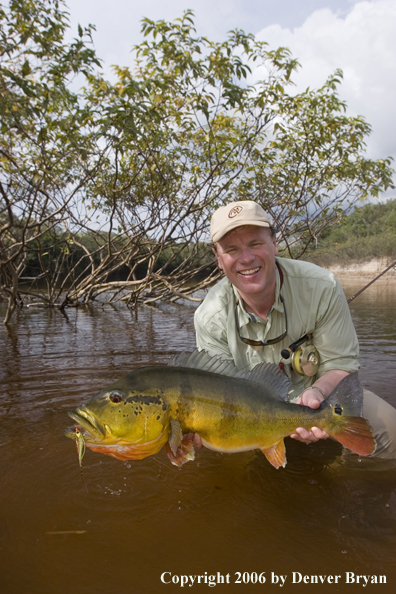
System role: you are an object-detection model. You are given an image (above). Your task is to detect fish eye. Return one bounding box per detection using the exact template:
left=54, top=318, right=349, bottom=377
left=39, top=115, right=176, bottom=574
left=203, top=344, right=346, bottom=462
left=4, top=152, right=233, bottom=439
left=109, top=391, right=123, bottom=403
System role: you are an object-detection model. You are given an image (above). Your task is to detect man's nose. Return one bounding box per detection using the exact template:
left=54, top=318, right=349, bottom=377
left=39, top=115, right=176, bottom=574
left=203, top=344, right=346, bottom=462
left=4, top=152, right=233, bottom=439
left=238, top=247, right=255, bottom=263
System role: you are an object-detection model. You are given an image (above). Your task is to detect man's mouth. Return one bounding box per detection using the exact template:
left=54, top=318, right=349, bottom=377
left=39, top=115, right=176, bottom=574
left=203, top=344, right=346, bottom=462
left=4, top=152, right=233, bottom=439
left=238, top=267, right=260, bottom=276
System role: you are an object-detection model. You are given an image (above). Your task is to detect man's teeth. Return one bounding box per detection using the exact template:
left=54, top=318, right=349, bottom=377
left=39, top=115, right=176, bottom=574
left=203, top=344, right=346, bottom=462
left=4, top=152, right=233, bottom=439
left=239, top=268, right=259, bottom=275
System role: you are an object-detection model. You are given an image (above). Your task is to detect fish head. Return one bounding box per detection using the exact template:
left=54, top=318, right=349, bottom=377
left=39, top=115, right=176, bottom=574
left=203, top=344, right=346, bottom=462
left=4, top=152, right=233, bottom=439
left=66, top=376, right=171, bottom=454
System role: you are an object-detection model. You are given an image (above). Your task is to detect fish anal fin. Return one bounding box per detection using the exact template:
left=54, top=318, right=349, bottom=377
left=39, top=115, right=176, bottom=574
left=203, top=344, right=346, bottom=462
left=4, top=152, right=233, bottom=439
left=330, top=416, right=376, bottom=456
left=165, top=435, right=196, bottom=468
left=261, top=439, right=287, bottom=469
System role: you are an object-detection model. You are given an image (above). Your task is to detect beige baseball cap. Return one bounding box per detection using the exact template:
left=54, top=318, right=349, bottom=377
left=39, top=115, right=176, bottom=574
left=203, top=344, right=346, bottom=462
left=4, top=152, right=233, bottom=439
left=210, top=200, right=271, bottom=243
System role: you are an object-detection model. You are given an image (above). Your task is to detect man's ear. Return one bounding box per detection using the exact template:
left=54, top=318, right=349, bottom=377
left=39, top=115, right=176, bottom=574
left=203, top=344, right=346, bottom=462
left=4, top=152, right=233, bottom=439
left=212, top=246, right=223, bottom=270
left=273, top=236, right=279, bottom=257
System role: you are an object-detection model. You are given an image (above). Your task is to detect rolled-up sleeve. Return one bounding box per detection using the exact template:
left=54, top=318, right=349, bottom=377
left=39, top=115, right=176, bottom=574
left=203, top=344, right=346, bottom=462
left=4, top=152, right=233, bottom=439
left=194, top=305, right=233, bottom=360
left=313, top=278, right=359, bottom=376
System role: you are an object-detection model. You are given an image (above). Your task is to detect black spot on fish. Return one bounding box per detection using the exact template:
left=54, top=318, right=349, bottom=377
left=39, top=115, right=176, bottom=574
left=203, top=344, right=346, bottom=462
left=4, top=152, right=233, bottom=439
left=125, top=394, right=163, bottom=406
left=156, top=415, right=160, bottom=420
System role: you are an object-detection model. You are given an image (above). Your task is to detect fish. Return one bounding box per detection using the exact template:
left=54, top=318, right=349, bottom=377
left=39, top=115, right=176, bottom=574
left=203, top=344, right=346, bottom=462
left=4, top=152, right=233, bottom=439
left=65, top=350, right=376, bottom=469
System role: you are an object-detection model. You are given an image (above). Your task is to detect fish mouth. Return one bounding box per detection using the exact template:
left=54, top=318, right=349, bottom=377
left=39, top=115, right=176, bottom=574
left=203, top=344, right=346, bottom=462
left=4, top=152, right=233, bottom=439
left=66, top=408, right=106, bottom=441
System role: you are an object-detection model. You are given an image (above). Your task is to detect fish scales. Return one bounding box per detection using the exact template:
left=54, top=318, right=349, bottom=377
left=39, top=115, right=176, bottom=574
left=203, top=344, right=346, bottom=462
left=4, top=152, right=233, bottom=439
left=152, top=367, right=279, bottom=447
left=65, top=350, right=376, bottom=469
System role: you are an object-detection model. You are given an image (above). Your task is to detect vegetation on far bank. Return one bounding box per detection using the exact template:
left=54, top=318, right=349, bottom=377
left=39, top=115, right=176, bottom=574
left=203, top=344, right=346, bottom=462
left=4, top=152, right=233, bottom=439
left=298, top=199, right=396, bottom=268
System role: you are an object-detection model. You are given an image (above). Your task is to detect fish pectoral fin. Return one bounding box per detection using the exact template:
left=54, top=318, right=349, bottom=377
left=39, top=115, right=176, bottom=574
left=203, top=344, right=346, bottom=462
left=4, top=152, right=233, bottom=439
left=165, top=435, right=196, bottom=468
left=261, top=440, right=287, bottom=469
left=168, top=419, right=183, bottom=456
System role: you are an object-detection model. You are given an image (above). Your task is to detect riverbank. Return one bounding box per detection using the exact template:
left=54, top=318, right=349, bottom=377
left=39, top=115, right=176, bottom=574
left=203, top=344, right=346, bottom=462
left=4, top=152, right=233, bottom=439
left=324, top=257, right=396, bottom=279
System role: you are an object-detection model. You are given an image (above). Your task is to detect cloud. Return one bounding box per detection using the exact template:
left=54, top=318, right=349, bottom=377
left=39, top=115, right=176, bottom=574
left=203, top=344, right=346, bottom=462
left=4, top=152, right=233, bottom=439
left=254, top=0, right=396, bottom=166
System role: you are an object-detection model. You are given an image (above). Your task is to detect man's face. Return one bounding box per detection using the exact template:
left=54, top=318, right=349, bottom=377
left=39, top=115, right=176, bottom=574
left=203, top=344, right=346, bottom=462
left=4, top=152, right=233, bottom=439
left=214, top=225, right=278, bottom=299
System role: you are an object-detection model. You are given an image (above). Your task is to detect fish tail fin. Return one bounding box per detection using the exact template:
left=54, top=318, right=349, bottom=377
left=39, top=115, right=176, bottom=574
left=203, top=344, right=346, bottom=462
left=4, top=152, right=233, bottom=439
left=328, top=416, right=376, bottom=456
left=324, top=372, right=376, bottom=456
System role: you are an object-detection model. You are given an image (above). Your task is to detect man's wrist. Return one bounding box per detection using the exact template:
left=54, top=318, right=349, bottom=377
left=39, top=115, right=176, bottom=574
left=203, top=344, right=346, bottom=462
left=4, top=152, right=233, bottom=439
left=302, top=385, right=326, bottom=400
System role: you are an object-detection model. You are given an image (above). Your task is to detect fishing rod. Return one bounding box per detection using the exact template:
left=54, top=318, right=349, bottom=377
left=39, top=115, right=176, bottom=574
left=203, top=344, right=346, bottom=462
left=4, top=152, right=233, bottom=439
left=347, top=260, right=396, bottom=304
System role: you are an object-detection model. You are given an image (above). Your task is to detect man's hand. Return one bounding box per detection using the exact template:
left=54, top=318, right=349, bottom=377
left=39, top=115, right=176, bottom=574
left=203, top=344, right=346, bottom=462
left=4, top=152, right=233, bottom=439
left=290, top=387, right=329, bottom=443
left=289, top=371, right=350, bottom=444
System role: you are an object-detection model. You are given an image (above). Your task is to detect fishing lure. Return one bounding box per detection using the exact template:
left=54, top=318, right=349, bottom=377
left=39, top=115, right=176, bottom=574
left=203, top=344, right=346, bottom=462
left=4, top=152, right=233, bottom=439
left=74, top=427, right=86, bottom=468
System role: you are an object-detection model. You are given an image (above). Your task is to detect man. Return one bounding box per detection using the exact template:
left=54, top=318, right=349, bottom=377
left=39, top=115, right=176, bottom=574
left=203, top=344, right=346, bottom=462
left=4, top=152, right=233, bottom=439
left=194, top=200, right=396, bottom=456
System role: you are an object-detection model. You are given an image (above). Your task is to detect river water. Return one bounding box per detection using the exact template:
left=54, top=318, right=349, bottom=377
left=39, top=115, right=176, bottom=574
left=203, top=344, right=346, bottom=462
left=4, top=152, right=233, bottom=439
left=0, top=279, right=395, bottom=594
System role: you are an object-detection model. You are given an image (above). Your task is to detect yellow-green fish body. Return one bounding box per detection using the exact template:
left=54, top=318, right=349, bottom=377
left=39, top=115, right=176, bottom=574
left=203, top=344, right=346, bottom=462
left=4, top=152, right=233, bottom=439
left=65, top=350, right=375, bottom=469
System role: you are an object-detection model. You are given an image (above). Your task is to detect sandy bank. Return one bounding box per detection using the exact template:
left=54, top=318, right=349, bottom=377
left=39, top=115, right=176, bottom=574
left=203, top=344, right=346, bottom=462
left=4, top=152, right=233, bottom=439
left=325, top=258, right=396, bottom=279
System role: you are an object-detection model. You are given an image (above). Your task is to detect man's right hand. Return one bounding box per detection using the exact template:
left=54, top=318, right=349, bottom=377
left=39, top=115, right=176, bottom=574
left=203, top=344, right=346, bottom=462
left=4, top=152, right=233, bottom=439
left=290, top=387, right=328, bottom=443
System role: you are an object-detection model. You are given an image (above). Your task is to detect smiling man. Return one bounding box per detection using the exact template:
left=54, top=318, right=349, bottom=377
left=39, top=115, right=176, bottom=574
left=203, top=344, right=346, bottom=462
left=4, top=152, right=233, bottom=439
left=194, top=200, right=396, bottom=455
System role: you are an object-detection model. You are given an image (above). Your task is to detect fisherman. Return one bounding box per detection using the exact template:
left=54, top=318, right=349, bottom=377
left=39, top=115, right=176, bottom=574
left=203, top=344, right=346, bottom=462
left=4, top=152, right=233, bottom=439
left=194, top=200, right=396, bottom=458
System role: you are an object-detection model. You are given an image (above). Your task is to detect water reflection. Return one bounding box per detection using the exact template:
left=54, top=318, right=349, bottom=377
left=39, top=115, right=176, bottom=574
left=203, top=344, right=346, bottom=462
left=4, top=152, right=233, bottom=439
left=0, top=280, right=396, bottom=594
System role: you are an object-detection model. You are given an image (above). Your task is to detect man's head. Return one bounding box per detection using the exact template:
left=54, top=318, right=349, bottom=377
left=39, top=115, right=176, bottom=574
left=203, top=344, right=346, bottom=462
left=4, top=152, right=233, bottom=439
left=210, top=200, right=272, bottom=244
left=210, top=202, right=278, bottom=307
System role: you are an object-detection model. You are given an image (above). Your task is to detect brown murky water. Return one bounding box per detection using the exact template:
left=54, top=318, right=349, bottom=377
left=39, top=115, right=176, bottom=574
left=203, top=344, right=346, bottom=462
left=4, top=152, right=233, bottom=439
left=1, top=279, right=396, bottom=594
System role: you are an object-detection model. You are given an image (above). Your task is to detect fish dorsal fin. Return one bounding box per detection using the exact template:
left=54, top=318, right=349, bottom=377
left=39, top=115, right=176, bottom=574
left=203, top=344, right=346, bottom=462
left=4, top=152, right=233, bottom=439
left=247, top=363, right=291, bottom=402
left=170, top=350, right=291, bottom=400
left=325, top=372, right=363, bottom=416
left=169, top=349, right=247, bottom=379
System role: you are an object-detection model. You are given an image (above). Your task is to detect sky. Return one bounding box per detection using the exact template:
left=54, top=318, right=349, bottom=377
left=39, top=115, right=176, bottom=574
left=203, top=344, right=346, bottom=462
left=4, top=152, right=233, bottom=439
left=65, top=0, right=396, bottom=195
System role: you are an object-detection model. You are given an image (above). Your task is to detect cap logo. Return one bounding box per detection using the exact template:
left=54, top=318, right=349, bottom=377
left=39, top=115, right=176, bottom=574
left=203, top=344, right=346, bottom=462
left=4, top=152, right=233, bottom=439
left=228, top=205, right=243, bottom=218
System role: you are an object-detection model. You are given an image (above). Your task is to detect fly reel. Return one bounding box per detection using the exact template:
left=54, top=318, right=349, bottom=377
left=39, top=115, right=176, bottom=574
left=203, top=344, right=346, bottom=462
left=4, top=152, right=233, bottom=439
left=281, top=334, right=320, bottom=377
left=290, top=344, right=320, bottom=377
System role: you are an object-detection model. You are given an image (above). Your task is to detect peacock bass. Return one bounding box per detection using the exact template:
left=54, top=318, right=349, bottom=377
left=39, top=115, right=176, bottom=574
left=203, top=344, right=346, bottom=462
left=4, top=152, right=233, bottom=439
left=65, top=350, right=376, bottom=469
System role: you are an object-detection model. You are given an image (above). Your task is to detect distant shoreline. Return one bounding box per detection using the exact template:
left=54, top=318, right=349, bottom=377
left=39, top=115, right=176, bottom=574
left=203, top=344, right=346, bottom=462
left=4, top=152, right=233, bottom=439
left=323, top=258, right=396, bottom=280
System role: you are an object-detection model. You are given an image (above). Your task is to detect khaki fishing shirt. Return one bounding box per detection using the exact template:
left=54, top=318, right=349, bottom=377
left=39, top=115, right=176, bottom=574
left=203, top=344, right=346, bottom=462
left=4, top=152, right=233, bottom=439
left=194, top=257, right=359, bottom=402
